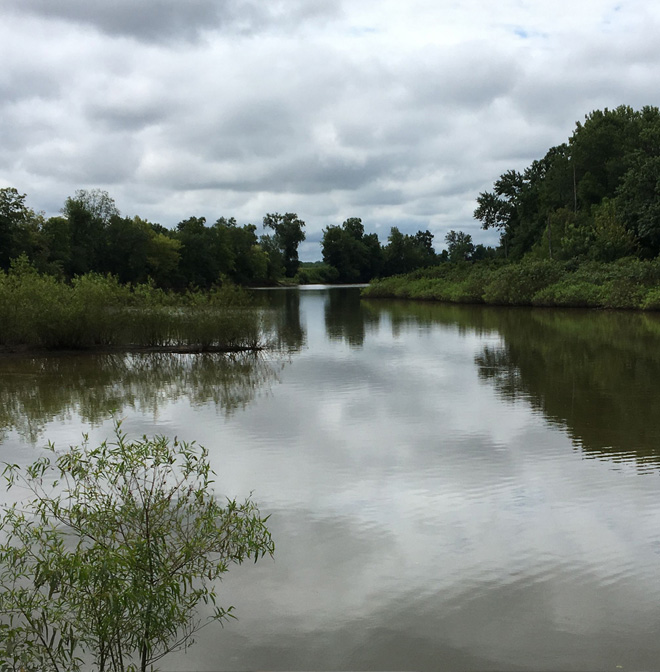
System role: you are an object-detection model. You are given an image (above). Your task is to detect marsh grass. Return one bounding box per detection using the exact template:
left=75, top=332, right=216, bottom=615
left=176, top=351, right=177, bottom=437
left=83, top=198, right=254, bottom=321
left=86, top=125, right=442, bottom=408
left=0, top=258, right=263, bottom=351
left=363, top=258, right=660, bottom=310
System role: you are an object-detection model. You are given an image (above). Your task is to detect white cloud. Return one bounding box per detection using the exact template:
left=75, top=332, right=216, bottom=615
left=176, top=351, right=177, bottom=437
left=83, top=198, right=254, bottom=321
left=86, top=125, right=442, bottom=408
left=2, top=0, right=660, bottom=258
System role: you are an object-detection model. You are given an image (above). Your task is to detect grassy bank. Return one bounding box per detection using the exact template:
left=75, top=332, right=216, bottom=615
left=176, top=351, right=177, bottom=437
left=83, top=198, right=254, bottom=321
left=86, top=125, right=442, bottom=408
left=0, top=259, right=262, bottom=351
left=362, top=258, right=660, bottom=310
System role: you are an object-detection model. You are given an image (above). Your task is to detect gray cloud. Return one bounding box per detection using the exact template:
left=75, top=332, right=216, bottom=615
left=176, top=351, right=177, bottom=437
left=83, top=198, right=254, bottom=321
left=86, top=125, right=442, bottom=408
left=5, top=0, right=343, bottom=43
left=2, top=0, right=660, bottom=257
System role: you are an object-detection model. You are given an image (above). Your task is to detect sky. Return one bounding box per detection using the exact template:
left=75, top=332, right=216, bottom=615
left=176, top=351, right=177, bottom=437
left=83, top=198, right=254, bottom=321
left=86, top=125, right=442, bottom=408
left=1, top=0, right=660, bottom=260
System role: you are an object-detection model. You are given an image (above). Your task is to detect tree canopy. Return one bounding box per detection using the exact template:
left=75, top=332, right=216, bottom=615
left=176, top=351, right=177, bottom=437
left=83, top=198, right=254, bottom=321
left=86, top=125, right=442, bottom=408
left=474, top=105, right=660, bottom=261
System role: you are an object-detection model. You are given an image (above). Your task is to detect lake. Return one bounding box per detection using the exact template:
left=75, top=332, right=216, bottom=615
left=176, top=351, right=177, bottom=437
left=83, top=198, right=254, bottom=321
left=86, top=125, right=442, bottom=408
left=2, top=285, right=660, bottom=671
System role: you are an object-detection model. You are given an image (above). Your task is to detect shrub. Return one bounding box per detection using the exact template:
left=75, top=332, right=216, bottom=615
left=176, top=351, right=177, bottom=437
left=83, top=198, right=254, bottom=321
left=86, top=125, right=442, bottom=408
left=532, top=280, right=604, bottom=308
left=483, top=260, right=563, bottom=305
left=0, top=425, right=274, bottom=672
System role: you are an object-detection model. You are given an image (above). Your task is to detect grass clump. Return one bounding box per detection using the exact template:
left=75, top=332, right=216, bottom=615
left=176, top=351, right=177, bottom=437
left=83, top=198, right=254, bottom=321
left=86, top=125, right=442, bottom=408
left=363, top=257, right=660, bottom=311
left=0, top=257, right=263, bottom=351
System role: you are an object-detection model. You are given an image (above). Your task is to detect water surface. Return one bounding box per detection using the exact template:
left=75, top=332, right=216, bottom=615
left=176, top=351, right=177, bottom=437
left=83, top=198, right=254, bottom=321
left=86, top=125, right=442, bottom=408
left=2, top=287, right=660, bottom=671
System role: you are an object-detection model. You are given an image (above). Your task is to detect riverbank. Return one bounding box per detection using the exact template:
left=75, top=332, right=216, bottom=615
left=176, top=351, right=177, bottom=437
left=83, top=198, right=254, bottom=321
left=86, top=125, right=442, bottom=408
left=362, top=258, right=660, bottom=310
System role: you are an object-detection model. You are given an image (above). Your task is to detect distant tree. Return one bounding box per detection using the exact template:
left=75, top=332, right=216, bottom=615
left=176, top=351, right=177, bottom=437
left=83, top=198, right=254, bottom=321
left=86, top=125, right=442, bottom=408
left=474, top=171, right=525, bottom=258
left=263, top=213, right=306, bottom=277
left=382, top=227, right=436, bottom=275
left=62, top=189, right=120, bottom=276
left=145, top=229, right=182, bottom=288
left=103, top=215, right=152, bottom=284
left=321, top=217, right=382, bottom=283
left=0, top=187, right=44, bottom=270
left=259, top=233, right=286, bottom=284
left=214, top=217, right=272, bottom=285
left=41, top=215, right=72, bottom=277
left=445, top=230, right=475, bottom=262
left=475, top=105, right=660, bottom=262
left=175, top=216, right=233, bottom=288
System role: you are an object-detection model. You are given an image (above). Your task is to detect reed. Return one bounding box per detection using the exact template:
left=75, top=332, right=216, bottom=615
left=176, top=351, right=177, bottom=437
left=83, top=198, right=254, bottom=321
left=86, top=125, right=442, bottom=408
left=0, top=258, right=263, bottom=351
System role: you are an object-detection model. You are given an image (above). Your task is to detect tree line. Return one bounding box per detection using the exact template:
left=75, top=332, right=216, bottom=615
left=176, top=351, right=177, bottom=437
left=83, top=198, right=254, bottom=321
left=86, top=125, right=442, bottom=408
left=473, top=104, right=660, bottom=262
left=0, top=187, right=310, bottom=288
left=0, top=187, right=463, bottom=288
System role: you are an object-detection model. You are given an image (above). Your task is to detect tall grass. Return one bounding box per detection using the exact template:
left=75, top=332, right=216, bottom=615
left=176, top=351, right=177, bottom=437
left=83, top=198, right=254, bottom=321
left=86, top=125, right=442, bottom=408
left=0, top=258, right=262, bottom=351
left=362, top=258, right=660, bottom=310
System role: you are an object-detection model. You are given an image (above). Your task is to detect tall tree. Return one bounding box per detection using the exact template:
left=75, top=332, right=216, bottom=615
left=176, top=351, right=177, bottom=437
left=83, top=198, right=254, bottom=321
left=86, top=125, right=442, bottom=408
left=62, top=189, right=119, bottom=276
left=0, top=187, right=43, bottom=270
left=321, top=218, right=382, bottom=283
left=263, top=212, right=306, bottom=278
left=445, top=230, right=475, bottom=262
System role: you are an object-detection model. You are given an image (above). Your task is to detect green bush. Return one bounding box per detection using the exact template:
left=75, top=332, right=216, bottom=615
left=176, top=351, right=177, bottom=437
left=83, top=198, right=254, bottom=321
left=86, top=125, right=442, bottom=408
left=0, top=425, right=274, bottom=672
left=483, top=260, right=563, bottom=305
left=641, top=287, right=660, bottom=310
left=532, top=280, right=604, bottom=308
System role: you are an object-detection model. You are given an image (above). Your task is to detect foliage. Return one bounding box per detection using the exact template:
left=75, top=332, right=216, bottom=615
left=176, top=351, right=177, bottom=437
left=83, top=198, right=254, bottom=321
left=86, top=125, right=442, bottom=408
left=382, top=227, right=437, bottom=276
left=321, top=218, right=382, bottom=282
left=0, top=425, right=274, bottom=672
left=362, top=257, right=660, bottom=310
left=263, top=213, right=306, bottom=278
left=0, top=258, right=262, bottom=351
left=474, top=105, right=660, bottom=262
left=445, top=230, right=475, bottom=262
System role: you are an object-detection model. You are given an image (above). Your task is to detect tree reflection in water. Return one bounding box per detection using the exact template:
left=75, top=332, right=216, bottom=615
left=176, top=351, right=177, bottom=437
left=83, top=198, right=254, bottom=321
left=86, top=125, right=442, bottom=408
left=367, top=299, right=660, bottom=469
left=0, top=351, right=282, bottom=443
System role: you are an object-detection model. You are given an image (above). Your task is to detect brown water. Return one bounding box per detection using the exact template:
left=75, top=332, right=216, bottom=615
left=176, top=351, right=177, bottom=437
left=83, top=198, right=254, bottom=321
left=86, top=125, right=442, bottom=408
left=2, top=286, right=660, bottom=671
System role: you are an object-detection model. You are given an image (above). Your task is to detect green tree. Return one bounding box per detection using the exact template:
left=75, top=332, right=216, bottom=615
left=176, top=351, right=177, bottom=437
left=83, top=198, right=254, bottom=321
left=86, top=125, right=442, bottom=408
left=321, top=218, right=382, bottom=283
left=175, top=216, right=234, bottom=288
left=0, top=424, right=274, bottom=672
left=445, top=230, right=475, bottom=262
left=263, top=213, right=306, bottom=278
left=41, top=216, right=73, bottom=278
left=382, top=227, right=436, bottom=275
left=0, top=187, right=45, bottom=270
left=145, top=229, right=182, bottom=288
left=103, top=215, right=152, bottom=284
left=62, top=189, right=120, bottom=277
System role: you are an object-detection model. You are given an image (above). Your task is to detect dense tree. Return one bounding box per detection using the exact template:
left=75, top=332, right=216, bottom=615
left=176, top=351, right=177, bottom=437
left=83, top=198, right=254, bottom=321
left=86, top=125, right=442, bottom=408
left=475, top=105, right=660, bottom=262
left=175, top=216, right=233, bottom=288
left=321, top=217, right=383, bottom=282
left=0, top=187, right=43, bottom=270
left=445, top=230, right=475, bottom=262
left=382, top=227, right=436, bottom=275
left=263, top=212, right=306, bottom=277
left=62, top=189, right=120, bottom=276
left=103, top=215, right=153, bottom=284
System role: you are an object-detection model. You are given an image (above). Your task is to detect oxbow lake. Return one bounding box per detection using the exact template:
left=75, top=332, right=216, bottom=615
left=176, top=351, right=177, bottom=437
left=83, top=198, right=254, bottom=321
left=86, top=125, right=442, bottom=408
left=2, top=285, right=660, bottom=671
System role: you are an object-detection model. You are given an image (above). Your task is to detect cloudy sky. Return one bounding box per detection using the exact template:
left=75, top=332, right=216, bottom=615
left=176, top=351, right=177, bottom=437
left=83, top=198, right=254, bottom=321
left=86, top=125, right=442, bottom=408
left=2, top=0, right=659, bottom=259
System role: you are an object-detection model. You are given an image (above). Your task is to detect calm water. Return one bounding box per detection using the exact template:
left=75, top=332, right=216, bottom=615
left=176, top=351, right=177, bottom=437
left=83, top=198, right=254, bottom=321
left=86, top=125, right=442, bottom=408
left=2, top=286, right=660, bottom=671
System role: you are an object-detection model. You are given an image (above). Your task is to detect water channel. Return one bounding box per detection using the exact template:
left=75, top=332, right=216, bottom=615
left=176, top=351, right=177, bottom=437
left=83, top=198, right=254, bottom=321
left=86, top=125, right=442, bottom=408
left=2, top=285, right=660, bottom=671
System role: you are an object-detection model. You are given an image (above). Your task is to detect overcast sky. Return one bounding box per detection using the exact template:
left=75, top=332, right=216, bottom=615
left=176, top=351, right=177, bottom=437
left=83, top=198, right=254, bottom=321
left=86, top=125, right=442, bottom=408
left=2, top=0, right=659, bottom=260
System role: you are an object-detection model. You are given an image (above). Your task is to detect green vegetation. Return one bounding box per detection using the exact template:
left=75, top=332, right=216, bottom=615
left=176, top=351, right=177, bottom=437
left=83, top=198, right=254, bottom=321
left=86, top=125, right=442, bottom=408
left=0, top=425, right=274, bottom=672
left=1, top=186, right=306, bottom=288
left=1, top=187, right=444, bottom=288
left=363, top=257, right=660, bottom=309
left=474, top=106, right=660, bottom=262
left=0, top=257, right=262, bottom=351
left=6, top=105, right=660, bottom=295
left=366, top=105, right=660, bottom=307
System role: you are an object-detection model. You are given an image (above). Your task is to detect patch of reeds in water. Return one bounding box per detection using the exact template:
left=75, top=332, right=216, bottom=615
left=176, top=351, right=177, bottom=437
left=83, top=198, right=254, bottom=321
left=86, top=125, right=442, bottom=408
left=0, top=259, right=262, bottom=351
